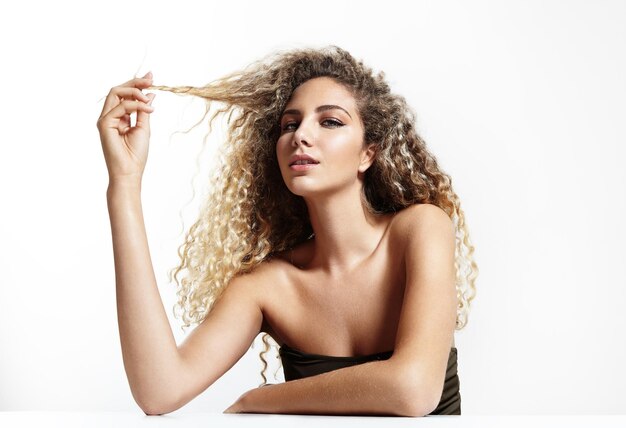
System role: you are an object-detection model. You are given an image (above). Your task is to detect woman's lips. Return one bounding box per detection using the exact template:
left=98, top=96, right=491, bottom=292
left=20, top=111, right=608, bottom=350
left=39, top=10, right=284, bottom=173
left=289, top=163, right=319, bottom=171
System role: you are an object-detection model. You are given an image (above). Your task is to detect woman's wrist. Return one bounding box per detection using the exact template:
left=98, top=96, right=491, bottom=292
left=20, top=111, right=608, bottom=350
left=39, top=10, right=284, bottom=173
left=107, top=177, right=142, bottom=197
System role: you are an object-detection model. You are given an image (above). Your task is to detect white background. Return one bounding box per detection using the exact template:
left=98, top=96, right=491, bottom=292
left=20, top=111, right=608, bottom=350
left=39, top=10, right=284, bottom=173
left=0, top=0, right=624, bottom=415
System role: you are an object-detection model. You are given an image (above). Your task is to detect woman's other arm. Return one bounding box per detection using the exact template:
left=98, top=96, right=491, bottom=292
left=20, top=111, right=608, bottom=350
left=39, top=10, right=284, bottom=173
left=225, top=359, right=427, bottom=416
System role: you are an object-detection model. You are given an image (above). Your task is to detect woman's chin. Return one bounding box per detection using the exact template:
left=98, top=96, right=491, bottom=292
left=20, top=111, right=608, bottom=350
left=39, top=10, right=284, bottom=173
left=286, top=184, right=318, bottom=197
left=288, top=188, right=312, bottom=197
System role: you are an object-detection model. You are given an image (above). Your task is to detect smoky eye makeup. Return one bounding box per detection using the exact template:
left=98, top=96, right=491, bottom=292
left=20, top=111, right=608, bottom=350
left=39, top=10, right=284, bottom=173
left=280, top=117, right=344, bottom=132
left=322, top=118, right=343, bottom=127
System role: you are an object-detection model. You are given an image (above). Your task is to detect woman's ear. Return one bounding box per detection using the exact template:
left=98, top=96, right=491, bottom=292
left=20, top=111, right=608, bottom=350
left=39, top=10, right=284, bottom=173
left=358, top=143, right=377, bottom=173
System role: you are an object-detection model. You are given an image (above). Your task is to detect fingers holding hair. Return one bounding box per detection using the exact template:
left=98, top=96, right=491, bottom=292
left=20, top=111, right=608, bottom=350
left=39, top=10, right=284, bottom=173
left=100, top=71, right=155, bottom=119
left=136, top=92, right=156, bottom=132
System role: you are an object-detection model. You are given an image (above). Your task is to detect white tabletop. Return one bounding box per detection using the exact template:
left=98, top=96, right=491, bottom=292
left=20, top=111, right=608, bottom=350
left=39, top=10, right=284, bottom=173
left=0, top=412, right=625, bottom=428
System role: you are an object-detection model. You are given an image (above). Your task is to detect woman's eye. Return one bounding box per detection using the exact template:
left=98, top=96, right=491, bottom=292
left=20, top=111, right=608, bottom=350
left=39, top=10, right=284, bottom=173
left=322, top=119, right=343, bottom=127
left=281, top=119, right=344, bottom=132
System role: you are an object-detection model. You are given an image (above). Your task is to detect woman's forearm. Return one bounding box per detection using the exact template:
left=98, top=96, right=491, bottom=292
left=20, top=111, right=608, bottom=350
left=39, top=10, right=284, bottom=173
left=107, top=181, right=181, bottom=412
left=230, top=360, right=426, bottom=417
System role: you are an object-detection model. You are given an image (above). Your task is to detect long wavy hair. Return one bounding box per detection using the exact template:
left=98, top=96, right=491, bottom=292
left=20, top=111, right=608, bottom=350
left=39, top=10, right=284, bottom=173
left=148, top=45, right=478, bottom=386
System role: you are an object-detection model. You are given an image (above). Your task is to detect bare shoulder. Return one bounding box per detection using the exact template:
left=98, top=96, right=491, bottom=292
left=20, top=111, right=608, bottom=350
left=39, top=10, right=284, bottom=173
left=390, top=203, right=455, bottom=247
left=228, top=253, right=297, bottom=338
left=229, top=255, right=289, bottom=292
left=225, top=253, right=292, bottom=310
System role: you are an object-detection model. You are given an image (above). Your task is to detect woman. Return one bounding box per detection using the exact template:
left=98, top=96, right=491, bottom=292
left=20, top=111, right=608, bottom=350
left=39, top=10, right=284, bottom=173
left=97, top=45, right=478, bottom=417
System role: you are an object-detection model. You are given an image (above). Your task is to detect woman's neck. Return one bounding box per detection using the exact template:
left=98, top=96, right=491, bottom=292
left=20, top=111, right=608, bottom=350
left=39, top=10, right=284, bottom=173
left=302, top=185, right=392, bottom=276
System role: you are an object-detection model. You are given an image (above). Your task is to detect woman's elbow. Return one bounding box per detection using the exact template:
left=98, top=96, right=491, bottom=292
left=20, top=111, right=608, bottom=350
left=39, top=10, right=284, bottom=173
left=137, top=395, right=181, bottom=416
left=141, top=402, right=175, bottom=416
left=394, top=373, right=437, bottom=417
left=398, top=400, right=430, bottom=418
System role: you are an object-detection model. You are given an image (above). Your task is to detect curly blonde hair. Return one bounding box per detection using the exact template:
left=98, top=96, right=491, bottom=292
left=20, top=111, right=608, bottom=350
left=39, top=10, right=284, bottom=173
left=148, top=45, right=478, bottom=386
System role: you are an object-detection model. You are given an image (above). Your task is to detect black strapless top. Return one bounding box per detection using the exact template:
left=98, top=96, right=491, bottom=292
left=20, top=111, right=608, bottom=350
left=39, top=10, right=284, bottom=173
left=278, top=344, right=461, bottom=415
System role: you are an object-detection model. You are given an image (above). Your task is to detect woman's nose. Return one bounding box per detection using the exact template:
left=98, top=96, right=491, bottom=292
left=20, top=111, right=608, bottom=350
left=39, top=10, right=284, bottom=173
left=292, top=120, right=312, bottom=147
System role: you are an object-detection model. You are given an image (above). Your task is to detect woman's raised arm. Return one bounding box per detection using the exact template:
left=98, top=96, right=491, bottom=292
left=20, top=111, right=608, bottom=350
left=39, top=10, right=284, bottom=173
left=97, top=73, right=263, bottom=415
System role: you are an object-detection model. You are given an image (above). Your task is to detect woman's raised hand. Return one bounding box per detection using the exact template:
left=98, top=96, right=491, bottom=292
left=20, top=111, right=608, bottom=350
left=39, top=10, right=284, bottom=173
left=97, top=71, right=156, bottom=184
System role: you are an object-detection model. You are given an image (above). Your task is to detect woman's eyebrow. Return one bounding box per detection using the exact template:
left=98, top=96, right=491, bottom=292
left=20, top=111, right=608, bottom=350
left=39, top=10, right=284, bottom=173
left=281, top=104, right=352, bottom=119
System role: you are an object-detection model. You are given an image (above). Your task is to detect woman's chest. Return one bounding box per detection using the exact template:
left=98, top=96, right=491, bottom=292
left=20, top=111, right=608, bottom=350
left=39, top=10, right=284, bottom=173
left=261, top=246, right=406, bottom=356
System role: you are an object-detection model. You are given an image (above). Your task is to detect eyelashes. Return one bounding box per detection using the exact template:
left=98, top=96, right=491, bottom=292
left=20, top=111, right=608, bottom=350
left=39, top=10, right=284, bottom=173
left=281, top=118, right=344, bottom=132
left=322, top=119, right=343, bottom=128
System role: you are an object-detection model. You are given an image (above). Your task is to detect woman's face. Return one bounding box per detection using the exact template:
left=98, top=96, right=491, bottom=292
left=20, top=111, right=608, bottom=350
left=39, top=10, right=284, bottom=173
left=276, top=77, right=375, bottom=197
